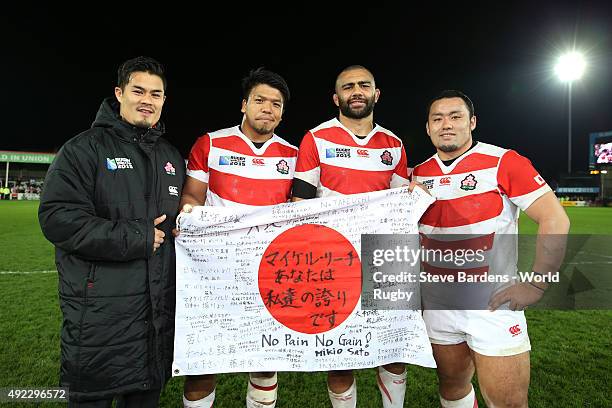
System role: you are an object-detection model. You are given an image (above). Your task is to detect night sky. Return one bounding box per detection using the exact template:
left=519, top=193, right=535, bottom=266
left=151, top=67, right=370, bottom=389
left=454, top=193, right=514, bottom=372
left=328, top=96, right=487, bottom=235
left=2, top=2, right=612, bottom=182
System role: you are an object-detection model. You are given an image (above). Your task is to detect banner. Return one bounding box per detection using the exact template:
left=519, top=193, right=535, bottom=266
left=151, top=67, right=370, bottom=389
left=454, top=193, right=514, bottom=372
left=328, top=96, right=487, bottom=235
left=172, top=187, right=436, bottom=375
left=0, top=151, right=55, bottom=164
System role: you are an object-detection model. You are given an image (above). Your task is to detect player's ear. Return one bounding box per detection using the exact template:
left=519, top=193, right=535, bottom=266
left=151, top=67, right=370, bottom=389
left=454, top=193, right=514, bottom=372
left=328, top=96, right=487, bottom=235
left=333, top=93, right=340, bottom=107
left=241, top=98, right=247, bottom=114
left=114, top=87, right=123, bottom=103
left=470, top=115, right=477, bottom=131
left=374, top=88, right=380, bottom=103
left=425, top=121, right=430, bottom=137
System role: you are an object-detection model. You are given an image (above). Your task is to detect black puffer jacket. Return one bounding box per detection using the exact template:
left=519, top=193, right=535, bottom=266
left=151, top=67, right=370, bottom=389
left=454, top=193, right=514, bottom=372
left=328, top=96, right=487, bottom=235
left=39, top=98, right=185, bottom=401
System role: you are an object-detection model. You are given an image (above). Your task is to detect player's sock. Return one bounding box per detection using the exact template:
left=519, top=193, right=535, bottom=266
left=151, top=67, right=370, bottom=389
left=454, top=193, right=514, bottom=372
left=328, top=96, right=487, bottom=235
left=328, top=380, right=356, bottom=408
left=376, top=366, right=407, bottom=408
left=183, top=387, right=216, bottom=408
left=440, top=386, right=477, bottom=408
left=246, top=373, right=277, bottom=408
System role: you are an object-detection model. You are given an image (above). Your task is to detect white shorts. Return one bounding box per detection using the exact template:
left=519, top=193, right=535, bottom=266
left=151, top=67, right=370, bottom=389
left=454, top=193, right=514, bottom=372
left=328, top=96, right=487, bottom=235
left=423, top=309, right=531, bottom=356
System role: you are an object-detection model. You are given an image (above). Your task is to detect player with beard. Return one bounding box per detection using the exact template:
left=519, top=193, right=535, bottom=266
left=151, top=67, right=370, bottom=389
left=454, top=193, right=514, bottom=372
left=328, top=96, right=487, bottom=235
left=179, top=68, right=297, bottom=408
left=292, top=66, right=412, bottom=408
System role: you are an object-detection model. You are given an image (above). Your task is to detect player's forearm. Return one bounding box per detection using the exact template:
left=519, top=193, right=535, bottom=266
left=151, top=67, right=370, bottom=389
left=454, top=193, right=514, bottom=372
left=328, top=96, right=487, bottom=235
left=179, top=192, right=206, bottom=209
left=531, top=213, right=570, bottom=285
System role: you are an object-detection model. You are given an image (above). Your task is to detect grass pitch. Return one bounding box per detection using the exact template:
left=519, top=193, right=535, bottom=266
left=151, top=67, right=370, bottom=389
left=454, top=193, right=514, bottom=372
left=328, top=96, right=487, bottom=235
left=0, top=201, right=610, bottom=407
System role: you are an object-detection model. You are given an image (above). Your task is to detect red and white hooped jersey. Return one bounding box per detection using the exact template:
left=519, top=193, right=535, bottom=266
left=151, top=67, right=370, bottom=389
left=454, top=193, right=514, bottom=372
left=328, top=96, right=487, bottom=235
left=412, top=142, right=552, bottom=281
left=294, top=118, right=409, bottom=197
left=186, top=125, right=298, bottom=208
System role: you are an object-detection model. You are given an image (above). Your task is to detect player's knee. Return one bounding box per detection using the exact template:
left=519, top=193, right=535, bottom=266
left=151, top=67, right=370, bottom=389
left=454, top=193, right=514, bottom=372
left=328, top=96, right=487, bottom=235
left=184, top=374, right=215, bottom=400
left=328, top=370, right=354, bottom=391
left=481, top=386, right=527, bottom=408
left=436, top=368, right=472, bottom=387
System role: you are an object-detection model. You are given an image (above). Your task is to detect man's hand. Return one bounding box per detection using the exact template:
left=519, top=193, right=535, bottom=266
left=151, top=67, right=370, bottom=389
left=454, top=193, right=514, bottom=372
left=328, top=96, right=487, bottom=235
left=172, top=204, right=194, bottom=237
left=488, top=282, right=546, bottom=311
left=408, top=180, right=431, bottom=195
left=153, top=214, right=166, bottom=252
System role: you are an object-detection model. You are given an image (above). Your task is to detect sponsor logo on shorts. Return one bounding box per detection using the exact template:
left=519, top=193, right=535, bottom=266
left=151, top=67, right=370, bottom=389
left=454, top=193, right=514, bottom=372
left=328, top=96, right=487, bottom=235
left=106, top=157, right=133, bottom=170
left=164, top=161, right=176, bottom=175
left=219, top=156, right=246, bottom=166
left=460, top=174, right=478, bottom=191
left=439, top=176, right=451, bottom=186
left=509, top=324, right=522, bottom=336
left=380, top=150, right=393, bottom=165
left=326, top=148, right=351, bottom=158
left=276, top=159, right=290, bottom=175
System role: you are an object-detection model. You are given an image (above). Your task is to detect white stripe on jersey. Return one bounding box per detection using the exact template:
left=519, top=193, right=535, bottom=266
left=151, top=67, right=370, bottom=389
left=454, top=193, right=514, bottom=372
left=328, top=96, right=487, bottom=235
left=186, top=169, right=209, bottom=183
left=415, top=167, right=499, bottom=201
left=390, top=173, right=410, bottom=188
left=311, top=118, right=404, bottom=145
left=510, top=184, right=552, bottom=210
left=208, top=147, right=296, bottom=180
left=314, top=139, right=405, bottom=172
left=294, top=168, right=320, bottom=189
left=429, top=142, right=506, bottom=175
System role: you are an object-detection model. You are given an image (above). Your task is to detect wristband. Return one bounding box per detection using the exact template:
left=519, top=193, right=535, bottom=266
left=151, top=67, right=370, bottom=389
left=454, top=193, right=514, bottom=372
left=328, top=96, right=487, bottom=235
left=527, top=280, right=546, bottom=292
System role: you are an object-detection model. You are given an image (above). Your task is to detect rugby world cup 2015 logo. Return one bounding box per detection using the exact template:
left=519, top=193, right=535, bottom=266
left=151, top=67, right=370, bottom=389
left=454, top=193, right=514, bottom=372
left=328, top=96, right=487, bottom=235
left=326, top=148, right=351, bottom=158
left=106, top=158, right=118, bottom=170
left=106, top=157, right=133, bottom=170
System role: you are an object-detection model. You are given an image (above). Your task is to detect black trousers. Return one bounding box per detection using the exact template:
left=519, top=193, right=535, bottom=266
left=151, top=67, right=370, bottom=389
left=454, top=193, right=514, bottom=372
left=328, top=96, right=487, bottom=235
left=68, top=388, right=162, bottom=408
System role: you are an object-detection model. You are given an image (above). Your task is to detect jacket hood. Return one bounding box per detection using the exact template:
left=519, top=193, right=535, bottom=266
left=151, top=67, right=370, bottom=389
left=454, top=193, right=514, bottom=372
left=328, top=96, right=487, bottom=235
left=92, top=97, right=165, bottom=143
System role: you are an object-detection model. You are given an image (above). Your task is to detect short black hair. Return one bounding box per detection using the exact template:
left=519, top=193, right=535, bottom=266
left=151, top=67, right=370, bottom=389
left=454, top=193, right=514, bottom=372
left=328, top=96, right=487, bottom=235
left=242, top=67, right=290, bottom=105
left=117, top=56, right=167, bottom=91
left=335, top=65, right=375, bottom=90
left=427, top=90, right=475, bottom=118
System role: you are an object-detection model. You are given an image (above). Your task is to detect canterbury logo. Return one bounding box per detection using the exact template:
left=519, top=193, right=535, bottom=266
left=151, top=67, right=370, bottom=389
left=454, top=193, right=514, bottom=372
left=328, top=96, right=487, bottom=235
left=357, top=149, right=369, bottom=157
left=439, top=176, right=451, bottom=186
left=509, top=324, right=522, bottom=336
left=252, top=158, right=265, bottom=166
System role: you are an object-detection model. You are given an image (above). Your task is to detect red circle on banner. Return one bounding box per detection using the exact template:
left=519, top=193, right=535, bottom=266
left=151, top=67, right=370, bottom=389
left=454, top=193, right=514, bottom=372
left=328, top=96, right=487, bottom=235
left=258, top=224, right=362, bottom=334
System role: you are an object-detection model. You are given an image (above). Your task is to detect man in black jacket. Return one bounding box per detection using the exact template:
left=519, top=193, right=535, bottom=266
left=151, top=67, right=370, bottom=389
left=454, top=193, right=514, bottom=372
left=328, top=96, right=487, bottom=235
left=39, top=56, right=185, bottom=407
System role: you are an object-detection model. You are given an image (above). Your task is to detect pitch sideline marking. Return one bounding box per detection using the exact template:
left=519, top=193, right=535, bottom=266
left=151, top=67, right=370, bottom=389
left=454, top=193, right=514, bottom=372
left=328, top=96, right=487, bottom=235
left=0, top=270, right=56, bottom=275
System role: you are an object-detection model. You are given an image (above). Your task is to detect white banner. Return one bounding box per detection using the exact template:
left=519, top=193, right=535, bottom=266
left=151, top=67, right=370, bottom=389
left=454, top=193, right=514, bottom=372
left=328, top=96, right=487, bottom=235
left=172, top=187, right=436, bottom=375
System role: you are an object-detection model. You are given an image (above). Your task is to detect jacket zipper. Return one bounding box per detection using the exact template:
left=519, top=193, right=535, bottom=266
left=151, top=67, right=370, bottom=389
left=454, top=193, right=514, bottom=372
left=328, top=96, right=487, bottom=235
left=138, top=130, right=161, bottom=388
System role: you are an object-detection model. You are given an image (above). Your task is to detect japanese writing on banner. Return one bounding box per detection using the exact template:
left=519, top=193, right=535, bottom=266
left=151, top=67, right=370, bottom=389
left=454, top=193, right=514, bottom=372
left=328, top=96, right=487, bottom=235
left=172, top=187, right=436, bottom=375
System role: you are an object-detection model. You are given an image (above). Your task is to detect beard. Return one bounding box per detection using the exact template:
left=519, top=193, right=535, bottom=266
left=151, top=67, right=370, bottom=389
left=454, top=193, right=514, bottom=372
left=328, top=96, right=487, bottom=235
left=246, top=117, right=275, bottom=135
left=338, top=95, right=376, bottom=119
left=438, top=144, right=460, bottom=153
left=437, top=135, right=471, bottom=153
left=133, top=120, right=152, bottom=129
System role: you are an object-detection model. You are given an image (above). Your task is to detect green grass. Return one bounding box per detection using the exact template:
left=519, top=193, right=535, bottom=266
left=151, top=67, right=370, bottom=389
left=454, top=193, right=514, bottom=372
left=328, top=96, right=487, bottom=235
left=519, top=207, right=612, bottom=234
left=0, top=201, right=55, bottom=271
left=0, top=202, right=611, bottom=407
